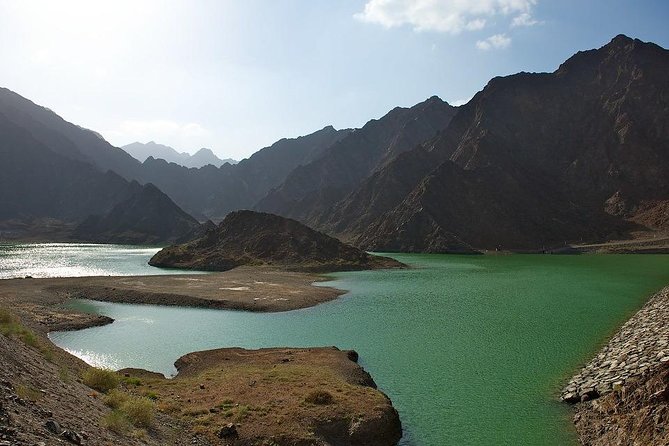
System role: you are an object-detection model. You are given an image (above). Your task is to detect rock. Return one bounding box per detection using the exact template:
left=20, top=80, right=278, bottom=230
left=562, top=392, right=581, bottom=404
left=199, top=383, right=205, bottom=389
left=61, top=430, right=83, bottom=445
left=218, top=423, right=238, bottom=439
left=45, top=419, right=62, bottom=435
left=580, top=388, right=600, bottom=402
left=346, top=350, right=359, bottom=362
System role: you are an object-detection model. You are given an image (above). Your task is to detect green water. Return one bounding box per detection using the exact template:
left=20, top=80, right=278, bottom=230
left=46, top=253, right=669, bottom=445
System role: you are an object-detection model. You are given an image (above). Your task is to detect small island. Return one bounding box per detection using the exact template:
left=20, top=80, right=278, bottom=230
left=149, top=210, right=404, bottom=272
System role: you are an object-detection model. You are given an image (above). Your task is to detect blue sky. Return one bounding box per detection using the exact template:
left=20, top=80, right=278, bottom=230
left=0, top=0, right=667, bottom=159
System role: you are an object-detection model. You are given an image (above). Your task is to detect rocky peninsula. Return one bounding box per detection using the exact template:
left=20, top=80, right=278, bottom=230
left=149, top=210, right=403, bottom=272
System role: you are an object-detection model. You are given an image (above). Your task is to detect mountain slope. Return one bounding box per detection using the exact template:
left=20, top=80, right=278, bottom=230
left=350, top=35, right=669, bottom=251
left=73, top=182, right=200, bottom=244
left=138, top=126, right=351, bottom=220
left=0, top=93, right=200, bottom=243
left=255, top=97, right=457, bottom=227
left=0, top=87, right=141, bottom=180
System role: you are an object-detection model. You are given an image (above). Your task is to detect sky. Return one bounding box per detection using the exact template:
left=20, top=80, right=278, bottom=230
left=0, top=1, right=667, bottom=160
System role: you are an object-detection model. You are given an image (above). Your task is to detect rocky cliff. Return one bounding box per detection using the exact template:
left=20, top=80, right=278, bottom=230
left=325, top=35, right=669, bottom=252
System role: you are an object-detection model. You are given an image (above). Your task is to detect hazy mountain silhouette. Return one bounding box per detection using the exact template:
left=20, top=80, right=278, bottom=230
left=0, top=89, right=199, bottom=243
left=122, top=141, right=237, bottom=168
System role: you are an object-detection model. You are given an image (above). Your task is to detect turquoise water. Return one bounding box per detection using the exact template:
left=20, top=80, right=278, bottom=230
left=0, top=243, right=206, bottom=279
left=46, top=253, right=669, bottom=446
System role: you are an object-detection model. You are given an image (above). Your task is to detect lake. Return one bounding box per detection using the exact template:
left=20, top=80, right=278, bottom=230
left=3, top=245, right=668, bottom=445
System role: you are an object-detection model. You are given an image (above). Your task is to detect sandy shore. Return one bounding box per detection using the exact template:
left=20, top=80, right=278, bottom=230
left=0, top=266, right=345, bottom=333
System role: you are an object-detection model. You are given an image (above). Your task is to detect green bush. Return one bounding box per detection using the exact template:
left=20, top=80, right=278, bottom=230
left=104, top=410, right=132, bottom=435
left=104, top=389, right=129, bottom=409
left=0, top=308, right=12, bottom=324
left=121, top=397, right=155, bottom=428
left=83, top=368, right=120, bottom=393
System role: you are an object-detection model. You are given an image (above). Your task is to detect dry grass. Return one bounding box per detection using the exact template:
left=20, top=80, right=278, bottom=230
left=120, top=397, right=155, bottom=428
left=304, top=389, right=334, bottom=405
left=83, top=368, right=120, bottom=393
left=0, top=307, right=53, bottom=359
left=122, top=350, right=389, bottom=443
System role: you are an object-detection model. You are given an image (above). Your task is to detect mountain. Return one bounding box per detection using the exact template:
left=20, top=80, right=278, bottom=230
left=149, top=210, right=403, bottom=272
left=138, top=125, right=352, bottom=220
left=334, top=35, right=669, bottom=252
left=185, top=147, right=236, bottom=168
left=122, top=141, right=237, bottom=168
left=255, top=97, right=457, bottom=228
left=0, top=89, right=199, bottom=243
left=73, top=182, right=200, bottom=244
left=0, top=88, right=141, bottom=180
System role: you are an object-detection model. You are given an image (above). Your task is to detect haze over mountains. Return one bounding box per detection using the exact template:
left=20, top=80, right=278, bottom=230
left=1, top=35, right=667, bottom=251
left=122, top=141, right=237, bottom=168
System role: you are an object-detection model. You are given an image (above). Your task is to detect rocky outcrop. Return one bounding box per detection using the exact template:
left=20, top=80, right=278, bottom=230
left=162, top=346, right=403, bottom=445
left=562, top=286, right=669, bottom=404
left=149, top=210, right=403, bottom=272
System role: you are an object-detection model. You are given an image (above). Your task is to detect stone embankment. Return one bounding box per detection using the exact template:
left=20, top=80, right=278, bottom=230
left=562, top=286, right=669, bottom=404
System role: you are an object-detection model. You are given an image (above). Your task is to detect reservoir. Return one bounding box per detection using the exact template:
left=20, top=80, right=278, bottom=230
left=3, top=245, right=667, bottom=445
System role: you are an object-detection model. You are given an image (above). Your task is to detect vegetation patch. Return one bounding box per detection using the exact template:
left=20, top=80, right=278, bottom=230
left=103, top=391, right=155, bottom=434
left=104, top=389, right=129, bottom=410
left=83, top=367, right=120, bottom=393
left=103, top=410, right=133, bottom=435
left=0, top=307, right=53, bottom=358
left=120, top=397, right=155, bottom=428
left=304, top=389, right=334, bottom=405
left=16, top=384, right=42, bottom=402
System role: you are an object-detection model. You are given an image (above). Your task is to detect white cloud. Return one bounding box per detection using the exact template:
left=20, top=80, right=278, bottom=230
left=476, top=33, right=511, bottom=50
left=354, top=0, right=536, bottom=34
left=511, top=12, right=540, bottom=27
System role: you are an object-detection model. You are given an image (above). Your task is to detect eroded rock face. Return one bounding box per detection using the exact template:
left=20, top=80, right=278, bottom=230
left=149, top=210, right=403, bottom=272
left=329, top=35, right=669, bottom=252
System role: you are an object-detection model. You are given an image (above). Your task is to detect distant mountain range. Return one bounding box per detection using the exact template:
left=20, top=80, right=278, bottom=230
left=0, top=87, right=198, bottom=243
left=122, top=141, right=237, bottom=168
left=1, top=34, right=666, bottom=251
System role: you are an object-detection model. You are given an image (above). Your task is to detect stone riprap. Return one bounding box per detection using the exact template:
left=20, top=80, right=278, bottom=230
left=561, top=286, right=669, bottom=404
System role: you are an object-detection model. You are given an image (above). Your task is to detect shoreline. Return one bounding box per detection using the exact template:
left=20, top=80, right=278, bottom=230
left=0, top=267, right=406, bottom=445
left=561, top=285, right=669, bottom=444
left=0, top=267, right=346, bottom=335
left=561, top=285, right=669, bottom=403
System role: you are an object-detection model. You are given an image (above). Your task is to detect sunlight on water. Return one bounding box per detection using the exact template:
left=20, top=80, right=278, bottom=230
left=0, top=243, right=205, bottom=279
